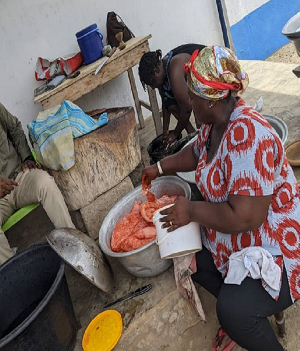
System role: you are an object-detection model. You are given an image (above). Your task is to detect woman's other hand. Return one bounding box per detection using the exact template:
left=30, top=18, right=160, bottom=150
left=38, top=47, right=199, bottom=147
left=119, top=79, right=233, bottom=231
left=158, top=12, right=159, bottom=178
left=159, top=196, right=192, bottom=231
left=142, top=164, right=160, bottom=187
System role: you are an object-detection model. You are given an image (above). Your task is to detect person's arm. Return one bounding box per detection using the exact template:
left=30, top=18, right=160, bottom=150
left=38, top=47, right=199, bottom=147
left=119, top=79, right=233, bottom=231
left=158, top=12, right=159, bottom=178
left=157, top=88, right=171, bottom=145
left=162, top=106, right=171, bottom=141
left=0, top=104, right=40, bottom=171
left=160, top=143, right=197, bottom=173
left=152, top=135, right=272, bottom=233
left=160, top=126, right=275, bottom=233
left=142, top=143, right=198, bottom=185
left=160, top=193, right=272, bottom=233
left=169, top=56, right=193, bottom=137
left=0, top=103, right=31, bottom=162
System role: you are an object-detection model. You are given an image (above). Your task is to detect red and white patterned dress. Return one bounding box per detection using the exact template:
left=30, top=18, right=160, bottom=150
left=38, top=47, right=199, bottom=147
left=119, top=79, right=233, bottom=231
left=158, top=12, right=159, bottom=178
left=193, top=98, right=300, bottom=301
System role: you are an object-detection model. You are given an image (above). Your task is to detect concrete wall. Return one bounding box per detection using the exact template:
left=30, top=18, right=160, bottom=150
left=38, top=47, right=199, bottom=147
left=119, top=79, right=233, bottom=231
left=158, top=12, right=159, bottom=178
left=225, top=0, right=300, bottom=59
left=2, top=0, right=298, bottom=134
left=225, top=0, right=269, bottom=26
left=0, top=0, right=223, bottom=137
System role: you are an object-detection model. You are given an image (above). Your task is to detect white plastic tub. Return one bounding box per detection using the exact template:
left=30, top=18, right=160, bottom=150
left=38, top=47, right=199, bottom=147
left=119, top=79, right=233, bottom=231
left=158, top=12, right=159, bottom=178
left=153, top=205, right=202, bottom=259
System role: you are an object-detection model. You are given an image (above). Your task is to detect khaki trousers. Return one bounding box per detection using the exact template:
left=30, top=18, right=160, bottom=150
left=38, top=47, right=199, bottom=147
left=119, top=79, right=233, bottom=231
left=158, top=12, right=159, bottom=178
left=0, top=169, right=75, bottom=265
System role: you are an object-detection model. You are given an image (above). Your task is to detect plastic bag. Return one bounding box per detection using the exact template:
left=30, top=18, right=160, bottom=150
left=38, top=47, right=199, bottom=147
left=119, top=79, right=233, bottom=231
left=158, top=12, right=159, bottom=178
left=35, top=52, right=83, bottom=81
left=254, top=96, right=264, bottom=112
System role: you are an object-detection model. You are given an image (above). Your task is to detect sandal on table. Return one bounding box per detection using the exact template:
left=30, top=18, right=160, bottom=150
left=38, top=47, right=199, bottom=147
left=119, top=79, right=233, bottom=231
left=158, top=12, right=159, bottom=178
left=212, top=327, right=236, bottom=351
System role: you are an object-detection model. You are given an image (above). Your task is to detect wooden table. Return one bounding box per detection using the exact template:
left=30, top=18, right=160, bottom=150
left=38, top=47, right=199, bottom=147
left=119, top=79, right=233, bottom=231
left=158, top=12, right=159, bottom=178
left=34, top=35, right=163, bottom=135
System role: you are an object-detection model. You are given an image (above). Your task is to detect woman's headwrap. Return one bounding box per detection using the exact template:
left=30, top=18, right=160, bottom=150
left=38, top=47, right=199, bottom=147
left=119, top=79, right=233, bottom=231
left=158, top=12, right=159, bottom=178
left=184, top=45, right=249, bottom=101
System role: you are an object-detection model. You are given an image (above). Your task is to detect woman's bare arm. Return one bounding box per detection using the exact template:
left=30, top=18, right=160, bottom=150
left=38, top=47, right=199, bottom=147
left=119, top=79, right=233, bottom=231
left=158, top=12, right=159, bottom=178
left=161, top=193, right=272, bottom=234
left=159, top=143, right=198, bottom=174
left=169, top=56, right=193, bottom=136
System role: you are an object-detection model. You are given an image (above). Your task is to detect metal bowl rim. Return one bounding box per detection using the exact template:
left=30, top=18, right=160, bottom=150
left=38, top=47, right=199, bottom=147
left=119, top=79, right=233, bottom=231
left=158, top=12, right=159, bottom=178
left=282, top=11, right=300, bottom=36
left=263, top=114, right=288, bottom=145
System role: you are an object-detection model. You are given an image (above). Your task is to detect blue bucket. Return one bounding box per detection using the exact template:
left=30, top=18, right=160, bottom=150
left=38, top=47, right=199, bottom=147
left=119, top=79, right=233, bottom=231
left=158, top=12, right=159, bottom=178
left=76, top=24, right=104, bottom=65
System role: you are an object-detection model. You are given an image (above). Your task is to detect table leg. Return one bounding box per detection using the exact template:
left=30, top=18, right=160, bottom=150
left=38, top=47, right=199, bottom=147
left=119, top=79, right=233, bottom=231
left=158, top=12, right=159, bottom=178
left=147, top=86, right=163, bottom=136
left=127, top=68, right=145, bottom=129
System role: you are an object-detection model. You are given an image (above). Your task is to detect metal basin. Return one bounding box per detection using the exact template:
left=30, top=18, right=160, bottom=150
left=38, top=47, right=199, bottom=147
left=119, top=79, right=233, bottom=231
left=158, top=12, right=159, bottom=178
left=99, top=176, right=191, bottom=277
left=263, top=114, right=288, bottom=145
left=282, top=11, right=300, bottom=38
left=282, top=12, right=300, bottom=56
left=47, top=228, right=114, bottom=294
left=176, top=114, right=288, bottom=185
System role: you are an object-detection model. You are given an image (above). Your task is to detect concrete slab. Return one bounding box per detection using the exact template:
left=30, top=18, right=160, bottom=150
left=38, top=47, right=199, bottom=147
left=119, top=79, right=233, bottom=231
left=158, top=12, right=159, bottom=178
left=241, top=60, right=300, bottom=127
left=4, top=58, right=300, bottom=351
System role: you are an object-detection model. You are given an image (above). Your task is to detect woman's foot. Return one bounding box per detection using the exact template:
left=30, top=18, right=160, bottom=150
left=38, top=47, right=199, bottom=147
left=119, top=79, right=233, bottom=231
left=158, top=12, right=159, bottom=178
left=212, top=328, right=236, bottom=351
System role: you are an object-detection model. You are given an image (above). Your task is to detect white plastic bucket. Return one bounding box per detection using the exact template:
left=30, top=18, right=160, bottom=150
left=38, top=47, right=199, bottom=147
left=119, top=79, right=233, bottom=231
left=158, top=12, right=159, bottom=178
left=153, top=205, right=202, bottom=259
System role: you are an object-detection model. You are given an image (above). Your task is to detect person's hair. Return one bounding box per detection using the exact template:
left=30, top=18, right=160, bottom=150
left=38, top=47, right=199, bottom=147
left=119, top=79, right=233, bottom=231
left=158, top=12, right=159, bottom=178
left=138, top=50, right=162, bottom=90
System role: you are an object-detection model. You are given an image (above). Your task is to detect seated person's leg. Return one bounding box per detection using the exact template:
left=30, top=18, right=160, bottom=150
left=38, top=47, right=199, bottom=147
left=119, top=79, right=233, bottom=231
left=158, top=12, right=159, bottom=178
left=0, top=197, right=15, bottom=265
left=217, top=267, right=292, bottom=351
left=14, top=169, right=75, bottom=229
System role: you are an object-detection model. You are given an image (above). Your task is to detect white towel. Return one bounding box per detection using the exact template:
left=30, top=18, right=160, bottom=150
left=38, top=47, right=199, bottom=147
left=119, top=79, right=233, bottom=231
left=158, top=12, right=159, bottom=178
left=224, top=247, right=281, bottom=292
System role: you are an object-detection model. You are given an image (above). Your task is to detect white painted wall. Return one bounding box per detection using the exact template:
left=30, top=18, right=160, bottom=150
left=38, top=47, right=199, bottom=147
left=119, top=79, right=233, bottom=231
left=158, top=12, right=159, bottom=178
left=0, top=0, right=224, bottom=138
left=224, top=0, right=269, bottom=26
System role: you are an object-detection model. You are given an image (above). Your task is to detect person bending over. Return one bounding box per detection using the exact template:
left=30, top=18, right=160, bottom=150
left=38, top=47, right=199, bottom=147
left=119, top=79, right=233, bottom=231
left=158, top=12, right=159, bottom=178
left=0, top=103, right=75, bottom=265
left=142, top=46, right=297, bottom=351
left=138, top=44, right=205, bottom=147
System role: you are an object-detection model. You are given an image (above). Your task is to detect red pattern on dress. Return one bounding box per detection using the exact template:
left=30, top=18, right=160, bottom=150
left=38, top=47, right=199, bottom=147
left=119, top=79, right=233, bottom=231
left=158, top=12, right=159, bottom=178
left=254, top=138, right=274, bottom=181
left=289, top=263, right=300, bottom=300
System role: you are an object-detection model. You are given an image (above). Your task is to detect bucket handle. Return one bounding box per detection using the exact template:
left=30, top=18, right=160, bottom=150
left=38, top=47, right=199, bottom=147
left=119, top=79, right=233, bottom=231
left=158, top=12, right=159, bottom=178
left=96, top=29, right=103, bottom=40
left=77, top=28, right=103, bottom=40
left=156, top=230, right=172, bottom=246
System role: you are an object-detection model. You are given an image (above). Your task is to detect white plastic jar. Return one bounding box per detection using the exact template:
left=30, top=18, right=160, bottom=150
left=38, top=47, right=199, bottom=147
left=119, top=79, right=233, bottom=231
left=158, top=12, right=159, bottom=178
left=153, top=205, right=202, bottom=259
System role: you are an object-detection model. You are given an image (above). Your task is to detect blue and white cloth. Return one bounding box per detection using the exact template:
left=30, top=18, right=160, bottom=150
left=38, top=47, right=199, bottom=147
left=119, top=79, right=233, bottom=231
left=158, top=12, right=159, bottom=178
left=28, top=100, right=108, bottom=170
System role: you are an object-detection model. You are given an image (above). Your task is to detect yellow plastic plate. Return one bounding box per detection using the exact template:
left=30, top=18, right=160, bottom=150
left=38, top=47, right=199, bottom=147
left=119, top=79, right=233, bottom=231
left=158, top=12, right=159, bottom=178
left=82, top=310, right=123, bottom=351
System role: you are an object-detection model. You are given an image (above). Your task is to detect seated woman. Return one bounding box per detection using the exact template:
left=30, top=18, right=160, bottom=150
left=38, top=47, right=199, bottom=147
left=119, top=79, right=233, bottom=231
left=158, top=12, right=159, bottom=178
left=138, top=44, right=205, bottom=147
left=142, top=46, right=298, bottom=351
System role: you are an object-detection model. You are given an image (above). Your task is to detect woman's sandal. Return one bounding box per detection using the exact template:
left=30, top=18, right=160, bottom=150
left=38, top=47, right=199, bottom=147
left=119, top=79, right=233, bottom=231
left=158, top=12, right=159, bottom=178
left=212, top=327, right=236, bottom=351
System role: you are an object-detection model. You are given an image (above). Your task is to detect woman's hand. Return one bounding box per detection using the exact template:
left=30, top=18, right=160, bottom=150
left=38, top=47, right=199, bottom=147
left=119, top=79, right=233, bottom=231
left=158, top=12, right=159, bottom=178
left=159, top=196, right=192, bottom=231
left=142, top=164, right=160, bottom=188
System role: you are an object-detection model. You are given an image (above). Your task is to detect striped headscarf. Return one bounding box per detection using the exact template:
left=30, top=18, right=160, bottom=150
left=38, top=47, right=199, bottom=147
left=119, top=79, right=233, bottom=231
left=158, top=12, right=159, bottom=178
left=184, top=45, right=249, bottom=101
